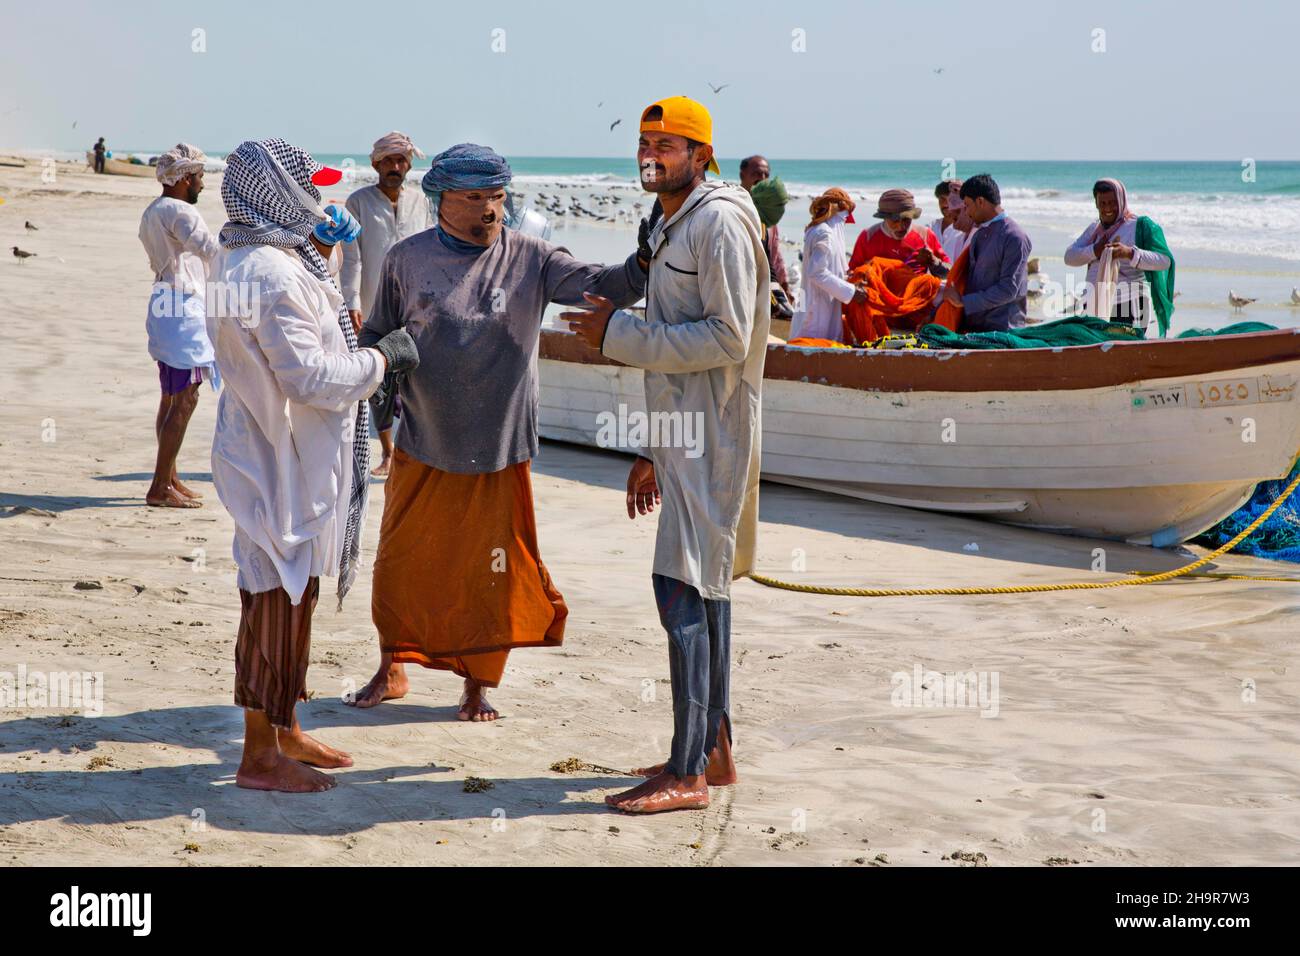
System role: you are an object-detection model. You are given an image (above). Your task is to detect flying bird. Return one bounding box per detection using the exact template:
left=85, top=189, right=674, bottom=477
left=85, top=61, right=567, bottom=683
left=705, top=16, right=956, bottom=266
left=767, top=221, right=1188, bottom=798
left=1228, top=290, right=1257, bottom=311
left=933, top=67, right=944, bottom=75
left=708, top=82, right=729, bottom=94
left=24, top=220, right=38, bottom=231
left=609, top=119, right=622, bottom=132
left=12, top=246, right=36, bottom=262
left=597, top=101, right=603, bottom=108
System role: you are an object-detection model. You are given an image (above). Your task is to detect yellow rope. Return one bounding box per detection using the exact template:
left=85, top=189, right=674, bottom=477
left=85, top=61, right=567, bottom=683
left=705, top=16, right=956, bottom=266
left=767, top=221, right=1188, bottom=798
left=747, top=471, right=1300, bottom=597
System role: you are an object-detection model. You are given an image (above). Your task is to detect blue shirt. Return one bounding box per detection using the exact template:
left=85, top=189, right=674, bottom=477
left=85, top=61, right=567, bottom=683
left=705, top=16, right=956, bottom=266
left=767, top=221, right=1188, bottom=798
left=961, top=214, right=1031, bottom=332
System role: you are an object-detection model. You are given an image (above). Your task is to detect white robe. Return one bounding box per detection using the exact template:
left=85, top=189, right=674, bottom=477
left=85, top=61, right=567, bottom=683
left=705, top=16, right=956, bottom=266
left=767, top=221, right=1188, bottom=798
left=207, top=245, right=384, bottom=603
left=791, top=218, right=855, bottom=341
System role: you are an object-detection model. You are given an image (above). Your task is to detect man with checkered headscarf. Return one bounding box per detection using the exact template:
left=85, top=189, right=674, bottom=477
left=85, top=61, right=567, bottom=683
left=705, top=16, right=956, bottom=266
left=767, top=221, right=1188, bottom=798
left=207, top=138, right=419, bottom=793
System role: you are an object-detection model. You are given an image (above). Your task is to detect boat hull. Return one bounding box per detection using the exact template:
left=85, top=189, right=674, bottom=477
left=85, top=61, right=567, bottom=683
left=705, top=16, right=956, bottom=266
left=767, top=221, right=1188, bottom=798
left=538, top=329, right=1300, bottom=545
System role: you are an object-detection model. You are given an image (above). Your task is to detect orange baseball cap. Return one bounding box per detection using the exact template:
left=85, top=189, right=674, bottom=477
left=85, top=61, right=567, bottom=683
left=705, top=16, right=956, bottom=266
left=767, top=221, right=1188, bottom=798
left=639, top=96, right=721, bottom=175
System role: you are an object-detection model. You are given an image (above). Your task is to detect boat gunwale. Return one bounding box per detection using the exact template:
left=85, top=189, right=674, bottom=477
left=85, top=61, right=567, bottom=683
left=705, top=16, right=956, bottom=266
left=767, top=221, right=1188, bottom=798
left=539, top=326, right=1300, bottom=394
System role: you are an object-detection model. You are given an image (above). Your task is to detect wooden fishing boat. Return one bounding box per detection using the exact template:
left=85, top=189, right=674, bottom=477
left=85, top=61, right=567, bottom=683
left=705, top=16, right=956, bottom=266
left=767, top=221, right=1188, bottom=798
left=85, top=151, right=155, bottom=178
left=538, top=326, right=1300, bottom=545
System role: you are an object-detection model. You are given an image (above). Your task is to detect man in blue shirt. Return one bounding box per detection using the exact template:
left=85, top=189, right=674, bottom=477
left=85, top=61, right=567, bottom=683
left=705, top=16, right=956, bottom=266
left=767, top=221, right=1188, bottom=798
left=942, top=174, right=1031, bottom=332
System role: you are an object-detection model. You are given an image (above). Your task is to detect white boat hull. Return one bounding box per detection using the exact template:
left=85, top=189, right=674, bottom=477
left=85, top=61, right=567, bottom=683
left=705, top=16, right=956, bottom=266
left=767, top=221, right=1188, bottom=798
left=538, top=354, right=1300, bottom=546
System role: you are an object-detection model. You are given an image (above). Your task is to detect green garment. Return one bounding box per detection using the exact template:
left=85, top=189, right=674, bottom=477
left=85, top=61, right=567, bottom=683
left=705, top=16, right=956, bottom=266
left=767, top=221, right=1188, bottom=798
left=1134, top=215, right=1175, bottom=338
left=749, top=176, right=788, bottom=228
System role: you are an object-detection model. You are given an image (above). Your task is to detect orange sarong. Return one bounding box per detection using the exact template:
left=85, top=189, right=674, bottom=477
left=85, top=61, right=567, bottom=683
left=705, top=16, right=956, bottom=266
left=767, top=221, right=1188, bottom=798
left=931, top=245, right=969, bottom=332
left=371, top=448, right=567, bottom=687
left=841, top=257, right=942, bottom=345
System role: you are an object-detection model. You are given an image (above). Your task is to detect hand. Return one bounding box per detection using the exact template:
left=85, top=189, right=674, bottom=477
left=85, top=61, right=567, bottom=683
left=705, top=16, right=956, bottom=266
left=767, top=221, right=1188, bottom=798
left=313, top=204, right=361, bottom=245
left=1107, top=241, right=1134, bottom=261
left=912, top=247, right=935, bottom=268
left=349, top=310, right=363, bottom=335
left=626, top=457, right=660, bottom=519
left=372, top=328, right=419, bottom=374
left=850, top=286, right=868, bottom=305
left=942, top=284, right=962, bottom=306
left=560, top=292, right=616, bottom=350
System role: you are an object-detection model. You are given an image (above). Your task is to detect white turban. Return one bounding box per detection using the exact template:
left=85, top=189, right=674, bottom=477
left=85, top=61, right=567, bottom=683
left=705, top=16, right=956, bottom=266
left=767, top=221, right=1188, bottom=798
left=370, top=131, right=425, bottom=164
left=156, top=143, right=208, bottom=185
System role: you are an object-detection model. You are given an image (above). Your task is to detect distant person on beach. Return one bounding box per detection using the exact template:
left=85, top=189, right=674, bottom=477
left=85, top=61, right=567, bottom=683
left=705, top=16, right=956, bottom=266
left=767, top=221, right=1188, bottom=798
left=929, top=180, right=972, bottom=266
left=92, top=137, right=106, bottom=173
left=207, top=138, right=416, bottom=793
left=137, top=143, right=218, bottom=509
left=739, top=155, right=791, bottom=301
left=348, top=143, right=646, bottom=721
left=565, top=96, right=768, bottom=814
left=848, top=188, right=950, bottom=276
left=942, top=173, right=1032, bottom=332
left=790, top=187, right=865, bottom=341
left=341, top=131, right=434, bottom=477
left=1064, top=178, right=1175, bottom=334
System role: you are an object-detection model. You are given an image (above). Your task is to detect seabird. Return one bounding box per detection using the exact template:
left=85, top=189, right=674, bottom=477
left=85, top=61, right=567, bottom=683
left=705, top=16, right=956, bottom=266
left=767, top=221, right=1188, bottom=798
left=12, top=246, right=36, bottom=262
left=609, top=119, right=622, bottom=132
left=1290, top=287, right=1300, bottom=306
left=707, top=82, right=729, bottom=94
left=24, top=220, right=38, bottom=231
left=1228, top=290, right=1257, bottom=311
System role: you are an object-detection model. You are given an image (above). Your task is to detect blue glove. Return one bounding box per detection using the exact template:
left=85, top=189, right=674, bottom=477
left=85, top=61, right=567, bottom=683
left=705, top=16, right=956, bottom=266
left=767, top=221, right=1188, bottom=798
left=313, top=204, right=361, bottom=245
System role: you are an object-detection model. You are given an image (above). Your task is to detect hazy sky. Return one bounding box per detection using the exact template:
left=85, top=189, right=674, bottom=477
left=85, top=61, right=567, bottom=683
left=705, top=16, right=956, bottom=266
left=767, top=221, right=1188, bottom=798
left=4, top=0, right=1297, bottom=161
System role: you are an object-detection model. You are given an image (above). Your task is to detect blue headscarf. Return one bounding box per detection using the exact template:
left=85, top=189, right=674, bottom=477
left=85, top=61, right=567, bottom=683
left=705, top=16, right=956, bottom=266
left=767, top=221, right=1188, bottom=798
left=421, top=143, right=512, bottom=207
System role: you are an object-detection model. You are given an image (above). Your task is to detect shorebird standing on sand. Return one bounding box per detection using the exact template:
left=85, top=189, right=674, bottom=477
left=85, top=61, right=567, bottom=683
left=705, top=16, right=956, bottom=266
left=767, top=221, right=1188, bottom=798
left=1228, top=290, right=1257, bottom=312
left=1290, top=287, right=1300, bottom=306
left=24, top=220, right=38, bottom=231
left=12, top=246, right=36, bottom=262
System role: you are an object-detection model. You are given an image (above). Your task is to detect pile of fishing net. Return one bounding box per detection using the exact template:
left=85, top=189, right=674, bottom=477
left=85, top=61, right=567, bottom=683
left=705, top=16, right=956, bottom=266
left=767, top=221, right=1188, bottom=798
left=1194, top=459, right=1300, bottom=563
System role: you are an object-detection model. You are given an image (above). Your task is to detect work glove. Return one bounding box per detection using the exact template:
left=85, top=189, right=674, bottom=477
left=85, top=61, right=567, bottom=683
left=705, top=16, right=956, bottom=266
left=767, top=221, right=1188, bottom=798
left=313, top=204, right=361, bottom=245
left=371, top=328, right=420, bottom=374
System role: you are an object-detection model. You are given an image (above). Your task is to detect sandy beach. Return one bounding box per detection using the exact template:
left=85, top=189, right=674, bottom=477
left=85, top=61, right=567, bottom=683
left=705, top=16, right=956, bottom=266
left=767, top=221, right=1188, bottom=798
left=2, top=156, right=1299, bottom=867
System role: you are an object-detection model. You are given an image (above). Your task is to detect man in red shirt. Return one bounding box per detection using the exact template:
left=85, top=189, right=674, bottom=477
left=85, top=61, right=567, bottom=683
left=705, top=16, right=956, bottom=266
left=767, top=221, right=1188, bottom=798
left=849, top=188, right=950, bottom=277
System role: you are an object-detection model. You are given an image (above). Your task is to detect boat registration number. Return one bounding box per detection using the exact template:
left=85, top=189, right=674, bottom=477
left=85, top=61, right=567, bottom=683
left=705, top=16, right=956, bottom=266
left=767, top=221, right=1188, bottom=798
left=1131, top=376, right=1295, bottom=411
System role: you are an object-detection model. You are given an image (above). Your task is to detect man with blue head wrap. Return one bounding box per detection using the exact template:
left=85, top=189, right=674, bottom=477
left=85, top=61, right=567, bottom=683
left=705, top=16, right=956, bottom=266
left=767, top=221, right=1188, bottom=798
left=350, top=143, right=648, bottom=722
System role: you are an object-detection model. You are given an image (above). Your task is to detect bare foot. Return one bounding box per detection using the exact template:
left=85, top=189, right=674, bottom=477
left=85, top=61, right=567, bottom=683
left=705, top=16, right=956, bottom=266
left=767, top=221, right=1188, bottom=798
left=236, top=752, right=337, bottom=793
left=370, top=457, right=391, bottom=478
left=606, top=772, right=709, bottom=814
left=633, top=724, right=737, bottom=786
left=348, top=661, right=409, bottom=708
left=457, top=680, right=498, bottom=722
left=171, top=476, right=203, bottom=499
left=277, top=728, right=353, bottom=769
left=146, top=485, right=201, bottom=508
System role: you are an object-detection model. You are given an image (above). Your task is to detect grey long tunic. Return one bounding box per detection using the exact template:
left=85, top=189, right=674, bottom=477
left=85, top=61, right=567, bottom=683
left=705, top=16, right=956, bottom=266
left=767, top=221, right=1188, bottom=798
left=602, top=181, right=770, bottom=600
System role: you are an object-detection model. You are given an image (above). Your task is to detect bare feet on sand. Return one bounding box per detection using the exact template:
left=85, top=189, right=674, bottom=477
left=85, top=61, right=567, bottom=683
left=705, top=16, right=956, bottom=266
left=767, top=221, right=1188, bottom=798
left=606, top=772, right=709, bottom=814
left=146, top=484, right=201, bottom=508
left=277, top=728, right=353, bottom=769
left=632, top=724, right=737, bottom=786
left=370, top=457, right=391, bottom=478
left=347, top=657, right=409, bottom=708
left=236, top=751, right=337, bottom=793
left=458, top=679, right=498, bottom=721
left=171, top=474, right=203, bottom=499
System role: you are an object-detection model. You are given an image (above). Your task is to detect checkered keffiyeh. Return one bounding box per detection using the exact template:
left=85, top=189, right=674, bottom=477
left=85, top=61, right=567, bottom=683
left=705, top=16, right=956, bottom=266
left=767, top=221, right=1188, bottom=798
left=219, top=138, right=371, bottom=609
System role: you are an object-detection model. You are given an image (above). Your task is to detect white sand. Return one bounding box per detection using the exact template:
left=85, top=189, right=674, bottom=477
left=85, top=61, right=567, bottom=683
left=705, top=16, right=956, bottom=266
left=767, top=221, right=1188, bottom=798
left=1, top=157, right=1298, bottom=867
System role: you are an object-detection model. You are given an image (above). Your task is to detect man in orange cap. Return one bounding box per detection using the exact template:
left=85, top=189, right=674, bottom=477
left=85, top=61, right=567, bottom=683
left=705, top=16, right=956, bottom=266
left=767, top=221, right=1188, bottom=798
left=564, top=95, right=769, bottom=814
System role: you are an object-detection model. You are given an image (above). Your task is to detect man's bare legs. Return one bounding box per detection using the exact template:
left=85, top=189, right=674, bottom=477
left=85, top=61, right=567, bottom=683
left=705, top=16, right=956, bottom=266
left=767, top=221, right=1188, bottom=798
left=631, top=719, right=737, bottom=786
left=348, top=652, right=409, bottom=708
left=235, top=709, right=349, bottom=793
left=147, top=381, right=201, bottom=508
left=371, top=427, right=394, bottom=477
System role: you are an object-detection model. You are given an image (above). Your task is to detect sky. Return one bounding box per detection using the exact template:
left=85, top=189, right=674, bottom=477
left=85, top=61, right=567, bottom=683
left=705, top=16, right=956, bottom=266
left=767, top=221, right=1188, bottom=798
left=2, top=0, right=1298, bottom=161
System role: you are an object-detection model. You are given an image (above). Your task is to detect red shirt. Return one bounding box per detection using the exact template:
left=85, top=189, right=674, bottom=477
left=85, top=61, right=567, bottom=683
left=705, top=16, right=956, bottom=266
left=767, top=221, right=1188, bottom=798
left=848, top=222, right=949, bottom=271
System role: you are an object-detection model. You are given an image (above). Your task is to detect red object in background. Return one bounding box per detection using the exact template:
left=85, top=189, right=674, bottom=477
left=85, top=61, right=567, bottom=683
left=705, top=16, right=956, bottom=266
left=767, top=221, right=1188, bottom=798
left=311, top=166, right=343, bottom=186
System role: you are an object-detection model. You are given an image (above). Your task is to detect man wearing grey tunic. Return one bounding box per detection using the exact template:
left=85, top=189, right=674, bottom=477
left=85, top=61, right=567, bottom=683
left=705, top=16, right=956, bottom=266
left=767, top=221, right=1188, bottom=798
left=350, top=143, right=647, bottom=720
left=566, top=97, right=768, bottom=814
